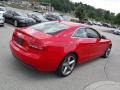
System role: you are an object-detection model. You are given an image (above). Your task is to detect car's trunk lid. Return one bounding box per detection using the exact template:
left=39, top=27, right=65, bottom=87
left=13, top=28, right=52, bottom=52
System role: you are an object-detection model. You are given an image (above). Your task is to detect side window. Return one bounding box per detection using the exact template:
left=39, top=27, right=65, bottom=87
left=33, top=14, right=37, bottom=18
left=86, top=28, right=100, bottom=38
left=14, top=12, right=19, bottom=16
left=73, top=28, right=87, bottom=38
left=11, top=11, right=14, bottom=15
left=9, top=11, right=14, bottom=16
left=7, top=11, right=12, bottom=15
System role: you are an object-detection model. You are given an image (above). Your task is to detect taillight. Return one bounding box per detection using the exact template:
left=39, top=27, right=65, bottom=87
left=28, top=39, right=47, bottom=50
left=12, top=28, right=21, bottom=41
left=12, top=32, right=17, bottom=40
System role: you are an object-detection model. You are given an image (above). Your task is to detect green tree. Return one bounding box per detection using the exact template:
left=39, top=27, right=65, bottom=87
left=38, top=0, right=117, bottom=24
left=114, top=13, right=120, bottom=25
left=39, top=0, right=51, bottom=3
left=75, top=4, right=85, bottom=20
left=40, top=0, right=73, bottom=12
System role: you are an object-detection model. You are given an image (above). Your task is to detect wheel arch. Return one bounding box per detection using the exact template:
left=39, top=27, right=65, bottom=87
left=56, top=51, right=79, bottom=77
left=65, top=51, right=79, bottom=64
left=109, top=43, right=112, bottom=48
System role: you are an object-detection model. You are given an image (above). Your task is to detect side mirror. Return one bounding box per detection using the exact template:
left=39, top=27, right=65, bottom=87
left=101, top=35, right=106, bottom=39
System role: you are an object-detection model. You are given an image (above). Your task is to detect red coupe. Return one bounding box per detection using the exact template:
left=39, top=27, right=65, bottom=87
left=10, top=21, right=112, bottom=77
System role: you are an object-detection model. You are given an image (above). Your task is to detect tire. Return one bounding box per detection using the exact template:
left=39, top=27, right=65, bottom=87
left=56, top=54, right=77, bottom=77
left=14, top=20, right=18, bottom=27
left=102, top=46, right=112, bottom=58
left=4, top=18, right=7, bottom=23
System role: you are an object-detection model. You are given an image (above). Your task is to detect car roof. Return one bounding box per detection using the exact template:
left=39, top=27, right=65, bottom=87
left=60, top=21, right=88, bottom=27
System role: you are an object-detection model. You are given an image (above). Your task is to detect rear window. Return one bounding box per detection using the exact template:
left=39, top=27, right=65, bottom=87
left=29, top=22, right=69, bottom=34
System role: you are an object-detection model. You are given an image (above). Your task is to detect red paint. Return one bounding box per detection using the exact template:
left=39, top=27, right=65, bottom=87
left=10, top=21, right=112, bottom=72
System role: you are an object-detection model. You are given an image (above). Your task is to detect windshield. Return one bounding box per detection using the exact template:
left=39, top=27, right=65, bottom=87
left=29, top=22, right=69, bottom=34
left=59, top=16, right=65, bottom=20
left=15, top=12, right=28, bottom=17
left=35, top=13, right=47, bottom=21
left=62, top=15, right=72, bottom=21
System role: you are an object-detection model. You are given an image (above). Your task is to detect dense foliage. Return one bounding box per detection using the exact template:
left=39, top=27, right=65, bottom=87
left=74, top=3, right=115, bottom=23
left=114, top=13, right=120, bottom=25
left=39, top=0, right=120, bottom=25
left=39, top=0, right=74, bottom=12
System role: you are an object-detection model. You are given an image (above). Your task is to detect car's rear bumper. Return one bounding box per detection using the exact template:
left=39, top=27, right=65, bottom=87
left=0, top=18, right=4, bottom=25
left=0, top=21, right=4, bottom=26
left=0, top=23, right=4, bottom=26
left=10, top=41, right=59, bottom=72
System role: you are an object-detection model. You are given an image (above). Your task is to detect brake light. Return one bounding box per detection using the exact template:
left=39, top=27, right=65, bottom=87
left=28, top=39, right=47, bottom=50
left=12, top=28, right=22, bottom=41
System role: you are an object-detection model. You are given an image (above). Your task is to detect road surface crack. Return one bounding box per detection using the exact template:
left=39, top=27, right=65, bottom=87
left=104, top=59, right=110, bottom=80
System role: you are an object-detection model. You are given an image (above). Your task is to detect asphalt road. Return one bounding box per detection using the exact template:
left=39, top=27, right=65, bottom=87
left=0, top=23, right=120, bottom=90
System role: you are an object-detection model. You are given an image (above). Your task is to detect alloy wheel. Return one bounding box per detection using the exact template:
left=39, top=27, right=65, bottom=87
left=61, top=55, right=76, bottom=76
left=106, top=47, right=111, bottom=57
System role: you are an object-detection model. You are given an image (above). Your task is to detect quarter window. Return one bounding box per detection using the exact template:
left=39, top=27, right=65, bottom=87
left=73, top=28, right=87, bottom=38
